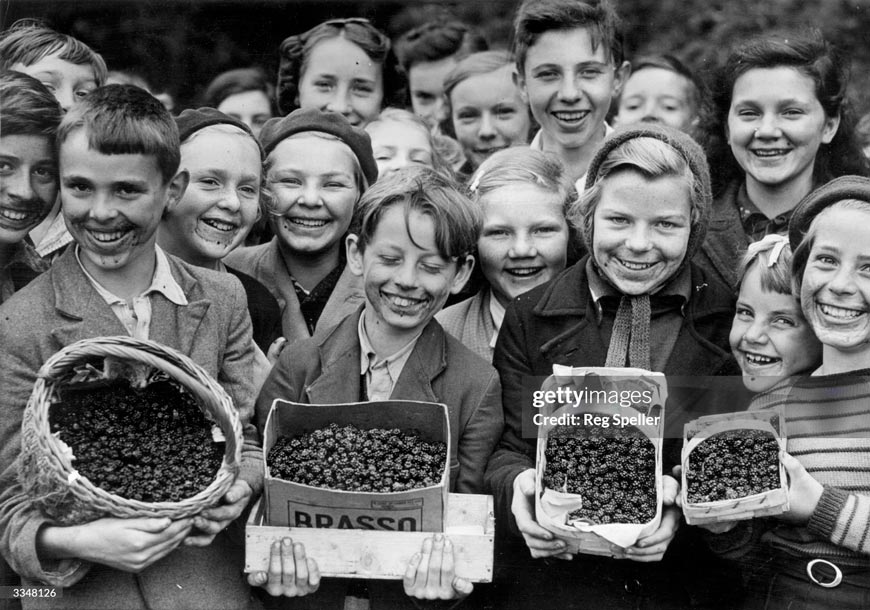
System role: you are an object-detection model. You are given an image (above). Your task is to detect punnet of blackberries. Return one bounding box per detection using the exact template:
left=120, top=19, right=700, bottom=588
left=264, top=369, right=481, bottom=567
left=686, top=429, right=779, bottom=503
left=267, top=423, right=447, bottom=492
left=542, top=426, right=657, bottom=525
left=49, top=379, right=224, bottom=503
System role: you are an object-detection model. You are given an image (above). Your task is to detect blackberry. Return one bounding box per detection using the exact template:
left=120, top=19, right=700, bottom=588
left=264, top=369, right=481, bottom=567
left=50, top=379, right=224, bottom=503
left=685, top=429, right=779, bottom=503
left=267, top=423, right=446, bottom=492
left=542, top=426, right=656, bottom=525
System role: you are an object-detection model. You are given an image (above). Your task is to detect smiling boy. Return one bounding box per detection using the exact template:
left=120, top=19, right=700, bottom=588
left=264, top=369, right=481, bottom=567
left=254, top=166, right=503, bottom=606
left=0, top=85, right=262, bottom=609
left=514, top=0, right=630, bottom=188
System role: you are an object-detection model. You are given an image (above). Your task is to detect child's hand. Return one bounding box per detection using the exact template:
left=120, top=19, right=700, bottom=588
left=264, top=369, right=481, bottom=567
left=49, top=517, right=193, bottom=572
left=617, top=475, right=681, bottom=562
left=185, top=480, right=252, bottom=547
left=511, top=469, right=573, bottom=560
left=403, top=534, right=473, bottom=601
left=267, top=337, right=287, bottom=364
left=777, top=451, right=823, bottom=525
left=247, top=538, right=320, bottom=597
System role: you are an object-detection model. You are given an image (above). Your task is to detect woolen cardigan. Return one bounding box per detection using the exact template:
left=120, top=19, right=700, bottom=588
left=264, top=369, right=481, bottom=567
left=0, top=247, right=261, bottom=609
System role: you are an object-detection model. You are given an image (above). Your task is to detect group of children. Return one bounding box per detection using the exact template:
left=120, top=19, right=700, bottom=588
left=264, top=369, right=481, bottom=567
left=1, top=0, right=869, bottom=609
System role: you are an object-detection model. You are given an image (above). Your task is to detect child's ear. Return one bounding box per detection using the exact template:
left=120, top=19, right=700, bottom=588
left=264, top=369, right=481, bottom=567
left=165, top=169, right=189, bottom=213
left=821, top=112, right=841, bottom=145
left=612, top=61, right=631, bottom=98
left=449, top=255, right=475, bottom=295
left=513, top=68, right=529, bottom=105
left=346, top=233, right=364, bottom=277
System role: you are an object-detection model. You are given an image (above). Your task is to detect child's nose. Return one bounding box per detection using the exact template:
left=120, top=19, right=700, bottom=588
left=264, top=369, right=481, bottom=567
left=325, top=86, right=352, bottom=117
left=558, top=76, right=581, bottom=103
left=89, top=192, right=119, bottom=221
left=754, top=114, right=782, bottom=139
left=395, top=260, right=419, bottom=287
left=827, top=265, right=858, bottom=294
left=218, top=187, right=242, bottom=213
left=509, top=232, right=537, bottom=258
left=743, top=319, right=769, bottom=344
left=297, top=182, right=322, bottom=206
left=4, top=168, right=37, bottom=201
left=478, top=113, right=496, bottom=140
left=55, top=83, right=76, bottom=113
left=625, top=225, right=652, bottom=251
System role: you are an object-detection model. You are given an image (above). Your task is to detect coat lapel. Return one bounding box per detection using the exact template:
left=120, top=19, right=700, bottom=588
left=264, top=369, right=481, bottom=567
left=390, top=321, right=445, bottom=403
left=305, top=311, right=364, bottom=404
left=49, top=249, right=129, bottom=347
left=148, top=258, right=210, bottom=355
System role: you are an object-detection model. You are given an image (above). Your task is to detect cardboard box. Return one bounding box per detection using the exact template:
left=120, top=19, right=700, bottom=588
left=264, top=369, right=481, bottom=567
left=533, top=366, right=667, bottom=556
left=681, top=408, right=788, bottom=525
left=263, top=399, right=450, bottom=532
left=245, top=493, right=495, bottom=581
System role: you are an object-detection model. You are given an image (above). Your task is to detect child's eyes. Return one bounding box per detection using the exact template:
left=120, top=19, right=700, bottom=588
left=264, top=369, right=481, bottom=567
left=495, top=106, right=517, bottom=119
left=0, top=161, right=14, bottom=174
left=199, top=178, right=220, bottom=188
left=378, top=255, right=400, bottom=265
left=64, top=180, right=92, bottom=194
left=533, top=70, right=559, bottom=81
left=580, top=69, right=603, bottom=78
left=324, top=181, right=352, bottom=189
left=735, top=306, right=753, bottom=319
left=656, top=220, right=678, bottom=229
left=607, top=216, right=629, bottom=225
left=482, top=228, right=510, bottom=238
left=314, top=80, right=333, bottom=91
left=33, top=166, right=57, bottom=182
left=815, top=254, right=837, bottom=266
left=273, top=177, right=302, bottom=187
left=239, top=185, right=259, bottom=197
left=783, top=108, right=805, bottom=117
left=352, top=83, right=375, bottom=95
left=420, top=263, right=445, bottom=274
left=116, top=185, right=144, bottom=198
left=773, top=316, right=796, bottom=327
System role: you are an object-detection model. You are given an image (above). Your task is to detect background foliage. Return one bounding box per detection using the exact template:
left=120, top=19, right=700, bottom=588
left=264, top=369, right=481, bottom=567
left=3, top=0, right=869, bottom=114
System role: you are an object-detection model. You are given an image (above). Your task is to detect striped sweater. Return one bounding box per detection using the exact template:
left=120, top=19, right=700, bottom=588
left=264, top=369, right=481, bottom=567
left=733, top=370, right=870, bottom=566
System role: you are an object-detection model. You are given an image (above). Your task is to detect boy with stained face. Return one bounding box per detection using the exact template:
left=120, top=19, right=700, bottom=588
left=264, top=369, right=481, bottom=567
left=0, top=84, right=262, bottom=609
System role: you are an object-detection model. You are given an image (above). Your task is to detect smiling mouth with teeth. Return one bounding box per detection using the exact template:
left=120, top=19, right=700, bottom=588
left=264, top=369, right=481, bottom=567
left=618, top=259, right=655, bottom=271
left=552, top=111, right=588, bottom=122
left=0, top=208, right=34, bottom=222
left=89, top=229, right=129, bottom=243
left=506, top=267, right=543, bottom=277
left=201, top=218, right=237, bottom=232
left=286, top=218, right=329, bottom=228
left=818, top=302, right=865, bottom=319
left=751, top=149, right=791, bottom=158
left=741, top=350, right=781, bottom=366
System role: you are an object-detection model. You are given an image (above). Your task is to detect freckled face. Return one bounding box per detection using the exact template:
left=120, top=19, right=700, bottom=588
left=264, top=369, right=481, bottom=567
left=160, top=132, right=261, bottom=266
left=592, top=170, right=691, bottom=295
left=348, top=205, right=471, bottom=343
left=0, top=134, right=57, bottom=244
left=266, top=135, right=359, bottom=258
left=61, top=130, right=175, bottom=277
left=800, top=207, right=870, bottom=355
left=730, top=262, right=821, bottom=392
left=477, top=183, right=568, bottom=306
left=297, top=36, right=383, bottom=128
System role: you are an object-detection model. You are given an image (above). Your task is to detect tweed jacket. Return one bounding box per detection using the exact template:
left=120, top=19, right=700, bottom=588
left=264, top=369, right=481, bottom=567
left=224, top=238, right=365, bottom=344
left=484, top=257, right=740, bottom=535
left=255, top=307, right=504, bottom=494
left=695, top=180, right=751, bottom=292
left=0, top=247, right=261, bottom=609
left=436, top=288, right=496, bottom=363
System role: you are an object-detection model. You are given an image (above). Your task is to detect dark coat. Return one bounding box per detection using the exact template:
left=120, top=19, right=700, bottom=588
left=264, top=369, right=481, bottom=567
left=482, top=257, right=744, bottom=610
left=694, top=180, right=750, bottom=292
left=226, top=264, right=282, bottom=353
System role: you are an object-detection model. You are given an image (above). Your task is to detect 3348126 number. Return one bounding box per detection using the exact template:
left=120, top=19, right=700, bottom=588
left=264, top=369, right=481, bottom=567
left=0, top=586, right=60, bottom=598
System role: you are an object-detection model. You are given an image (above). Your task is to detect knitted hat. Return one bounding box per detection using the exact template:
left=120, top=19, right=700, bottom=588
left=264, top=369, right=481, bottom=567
left=583, top=123, right=712, bottom=261
left=175, top=107, right=259, bottom=151
left=258, top=107, right=378, bottom=185
left=788, top=175, right=870, bottom=250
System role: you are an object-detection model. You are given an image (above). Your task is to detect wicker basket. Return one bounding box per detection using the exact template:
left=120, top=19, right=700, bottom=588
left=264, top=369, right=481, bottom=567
left=20, top=336, right=243, bottom=525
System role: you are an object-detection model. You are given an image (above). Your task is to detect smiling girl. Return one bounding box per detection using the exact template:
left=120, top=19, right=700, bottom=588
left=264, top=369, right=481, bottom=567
left=730, top=234, right=822, bottom=393
left=436, top=146, right=572, bottom=361
left=275, top=18, right=404, bottom=129
left=697, top=30, right=869, bottom=291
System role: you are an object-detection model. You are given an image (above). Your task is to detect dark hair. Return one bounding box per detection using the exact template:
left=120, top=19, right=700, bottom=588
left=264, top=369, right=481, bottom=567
left=0, top=70, right=63, bottom=137
left=276, top=18, right=405, bottom=116
left=58, top=84, right=180, bottom=184
left=709, top=29, right=870, bottom=193
left=351, top=166, right=480, bottom=260
left=201, top=67, right=278, bottom=115
left=0, top=19, right=107, bottom=84
left=394, top=20, right=488, bottom=73
left=513, top=0, right=624, bottom=74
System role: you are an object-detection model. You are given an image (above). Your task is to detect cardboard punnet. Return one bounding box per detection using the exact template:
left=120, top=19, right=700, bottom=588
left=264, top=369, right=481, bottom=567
left=263, top=399, right=450, bottom=532
left=681, top=408, right=788, bottom=525
left=534, top=366, right=667, bottom=556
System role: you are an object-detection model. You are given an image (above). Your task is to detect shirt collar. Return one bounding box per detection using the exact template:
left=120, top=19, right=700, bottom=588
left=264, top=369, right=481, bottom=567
left=586, top=257, right=691, bottom=321
left=75, top=244, right=188, bottom=305
left=357, top=311, right=421, bottom=376
left=529, top=123, right=614, bottom=192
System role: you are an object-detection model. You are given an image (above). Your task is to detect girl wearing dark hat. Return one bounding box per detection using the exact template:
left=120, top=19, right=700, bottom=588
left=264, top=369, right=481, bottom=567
left=697, top=29, right=870, bottom=291
left=224, top=107, right=377, bottom=346
left=485, top=123, right=741, bottom=609
left=275, top=18, right=404, bottom=128
left=159, top=107, right=282, bottom=356
left=707, top=176, right=870, bottom=609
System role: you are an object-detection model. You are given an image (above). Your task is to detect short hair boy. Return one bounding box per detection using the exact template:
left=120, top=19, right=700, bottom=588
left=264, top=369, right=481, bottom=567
left=513, top=0, right=630, bottom=188
left=254, top=165, right=503, bottom=603
left=0, top=19, right=108, bottom=260
left=395, top=20, right=488, bottom=128
left=0, top=70, right=62, bottom=303
left=0, top=84, right=261, bottom=608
